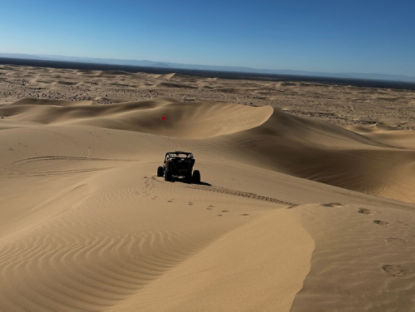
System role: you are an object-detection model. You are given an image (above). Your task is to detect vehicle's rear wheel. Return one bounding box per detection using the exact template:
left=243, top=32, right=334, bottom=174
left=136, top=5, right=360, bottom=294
left=192, top=170, right=201, bottom=184
left=165, top=169, right=173, bottom=181
left=157, top=166, right=164, bottom=177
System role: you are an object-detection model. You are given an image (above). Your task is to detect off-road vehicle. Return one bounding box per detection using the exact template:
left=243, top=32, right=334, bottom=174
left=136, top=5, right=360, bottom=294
left=157, top=151, right=201, bottom=183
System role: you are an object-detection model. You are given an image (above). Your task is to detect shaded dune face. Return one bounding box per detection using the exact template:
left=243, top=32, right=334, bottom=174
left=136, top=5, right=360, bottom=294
left=1, top=97, right=415, bottom=202
left=224, top=109, right=415, bottom=202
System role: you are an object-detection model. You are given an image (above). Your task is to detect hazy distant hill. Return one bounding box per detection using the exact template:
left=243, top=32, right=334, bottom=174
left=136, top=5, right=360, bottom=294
left=1, top=52, right=414, bottom=83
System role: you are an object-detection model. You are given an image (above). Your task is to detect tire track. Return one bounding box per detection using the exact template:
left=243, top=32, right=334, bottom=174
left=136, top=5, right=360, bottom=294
left=12, top=155, right=124, bottom=164
left=152, top=176, right=296, bottom=206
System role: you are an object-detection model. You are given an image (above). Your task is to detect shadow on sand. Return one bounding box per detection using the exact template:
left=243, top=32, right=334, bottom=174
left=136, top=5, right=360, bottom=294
left=166, top=177, right=211, bottom=186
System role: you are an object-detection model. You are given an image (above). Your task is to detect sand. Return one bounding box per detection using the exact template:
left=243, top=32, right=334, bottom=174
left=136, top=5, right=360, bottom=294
left=1, top=64, right=415, bottom=311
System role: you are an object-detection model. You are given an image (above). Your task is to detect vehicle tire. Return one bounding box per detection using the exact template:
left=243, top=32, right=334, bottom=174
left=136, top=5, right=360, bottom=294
left=165, top=169, right=172, bottom=181
left=192, top=170, right=201, bottom=184
left=157, top=166, right=164, bottom=177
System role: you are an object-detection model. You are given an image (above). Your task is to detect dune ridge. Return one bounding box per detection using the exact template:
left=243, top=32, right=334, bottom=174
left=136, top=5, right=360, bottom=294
left=219, top=108, right=415, bottom=202
left=0, top=98, right=273, bottom=138
left=107, top=209, right=314, bottom=312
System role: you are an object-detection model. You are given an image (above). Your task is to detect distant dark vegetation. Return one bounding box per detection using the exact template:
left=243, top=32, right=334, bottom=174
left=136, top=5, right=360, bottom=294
left=1, top=57, right=415, bottom=91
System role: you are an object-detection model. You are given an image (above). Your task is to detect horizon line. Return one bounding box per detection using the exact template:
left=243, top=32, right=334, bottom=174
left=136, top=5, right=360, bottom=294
left=1, top=52, right=415, bottom=86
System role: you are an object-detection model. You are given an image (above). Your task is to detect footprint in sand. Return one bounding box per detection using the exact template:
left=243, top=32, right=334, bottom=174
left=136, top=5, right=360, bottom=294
left=168, top=199, right=173, bottom=203
left=287, top=204, right=298, bottom=209
left=373, top=220, right=389, bottom=226
left=358, top=208, right=371, bottom=214
left=206, top=205, right=215, bottom=210
left=217, top=214, right=223, bottom=217
left=322, top=202, right=342, bottom=207
left=188, top=202, right=193, bottom=206
left=382, top=264, right=406, bottom=278
left=240, top=213, right=249, bottom=216
left=221, top=210, right=229, bottom=213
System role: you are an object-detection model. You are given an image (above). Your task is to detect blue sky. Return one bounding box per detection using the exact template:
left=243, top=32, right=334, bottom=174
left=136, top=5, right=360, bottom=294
left=1, top=0, right=414, bottom=76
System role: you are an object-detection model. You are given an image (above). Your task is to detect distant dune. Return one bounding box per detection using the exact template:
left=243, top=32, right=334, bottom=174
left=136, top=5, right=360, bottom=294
left=1, top=65, right=415, bottom=311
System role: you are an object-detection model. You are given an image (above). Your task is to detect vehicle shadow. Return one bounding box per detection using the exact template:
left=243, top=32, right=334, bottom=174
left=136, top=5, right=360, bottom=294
left=168, top=177, right=211, bottom=186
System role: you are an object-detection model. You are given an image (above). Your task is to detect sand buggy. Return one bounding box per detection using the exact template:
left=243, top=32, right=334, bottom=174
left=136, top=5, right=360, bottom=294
left=157, top=151, right=201, bottom=183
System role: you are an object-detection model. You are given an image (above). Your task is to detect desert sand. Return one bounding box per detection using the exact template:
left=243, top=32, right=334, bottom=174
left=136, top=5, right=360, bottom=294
left=1, top=64, right=415, bottom=311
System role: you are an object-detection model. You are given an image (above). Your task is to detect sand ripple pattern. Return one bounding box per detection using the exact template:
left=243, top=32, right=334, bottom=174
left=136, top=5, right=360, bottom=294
left=0, top=219, right=209, bottom=311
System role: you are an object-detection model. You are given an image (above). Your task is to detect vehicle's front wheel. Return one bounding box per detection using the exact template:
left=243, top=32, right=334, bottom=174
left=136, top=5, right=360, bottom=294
left=192, top=170, right=201, bottom=184
left=157, top=166, right=164, bottom=177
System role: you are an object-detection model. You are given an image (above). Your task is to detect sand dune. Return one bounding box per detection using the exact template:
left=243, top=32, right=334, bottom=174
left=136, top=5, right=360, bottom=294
left=1, top=65, right=415, bottom=311
left=0, top=98, right=272, bottom=138
left=217, top=109, right=415, bottom=202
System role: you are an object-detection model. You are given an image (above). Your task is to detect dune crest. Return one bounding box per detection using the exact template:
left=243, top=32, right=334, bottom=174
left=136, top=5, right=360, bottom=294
left=1, top=98, right=273, bottom=138
left=107, top=209, right=314, bottom=312
left=220, top=109, right=415, bottom=202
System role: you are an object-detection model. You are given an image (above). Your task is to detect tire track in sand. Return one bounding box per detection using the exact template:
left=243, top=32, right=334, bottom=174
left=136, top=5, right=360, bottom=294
left=152, top=176, right=296, bottom=206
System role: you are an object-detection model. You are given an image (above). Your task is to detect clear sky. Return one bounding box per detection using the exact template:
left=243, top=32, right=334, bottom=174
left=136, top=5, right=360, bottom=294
left=1, top=0, right=414, bottom=76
